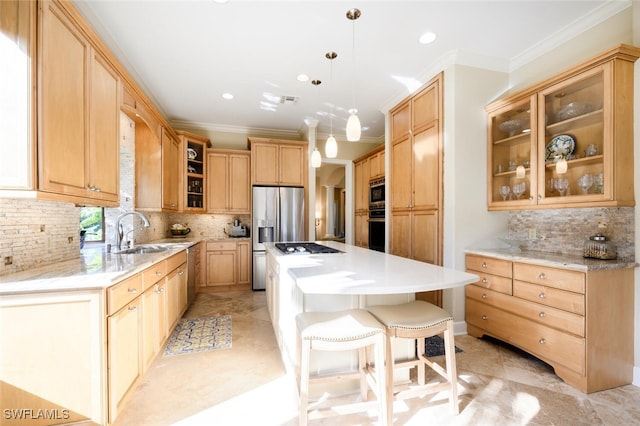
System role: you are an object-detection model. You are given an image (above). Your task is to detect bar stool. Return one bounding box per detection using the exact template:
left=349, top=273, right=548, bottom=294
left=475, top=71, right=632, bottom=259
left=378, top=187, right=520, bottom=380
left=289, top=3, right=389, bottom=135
left=295, top=309, right=388, bottom=425
left=368, top=300, right=459, bottom=424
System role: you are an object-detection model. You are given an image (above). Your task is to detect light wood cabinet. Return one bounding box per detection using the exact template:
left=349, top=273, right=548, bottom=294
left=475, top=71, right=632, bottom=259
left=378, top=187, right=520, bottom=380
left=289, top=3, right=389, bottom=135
left=0, top=291, right=105, bottom=425
left=486, top=44, right=640, bottom=210
left=465, top=253, right=634, bottom=393
left=161, top=127, right=181, bottom=211
left=38, top=0, right=120, bottom=206
left=249, top=137, right=308, bottom=187
left=368, top=148, right=385, bottom=180
left=207, top=149, right=251, bottom=214
left=204, top=240, right=251, bottom=291
left=177, top=131, right=210, bottom=212
left=389, top=73, right=443, bottom=305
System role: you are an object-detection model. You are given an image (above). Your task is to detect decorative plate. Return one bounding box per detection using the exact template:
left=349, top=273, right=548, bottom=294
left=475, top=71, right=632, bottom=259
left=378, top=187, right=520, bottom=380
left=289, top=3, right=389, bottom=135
left=187, top=148, right=198, bottom=160
left=545, top=134, right=575, bottom=161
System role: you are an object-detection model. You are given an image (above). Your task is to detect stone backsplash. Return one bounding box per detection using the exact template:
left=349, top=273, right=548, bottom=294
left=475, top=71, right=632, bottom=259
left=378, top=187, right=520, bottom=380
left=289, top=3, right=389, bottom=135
left=508, top=207, right=635, bottom=260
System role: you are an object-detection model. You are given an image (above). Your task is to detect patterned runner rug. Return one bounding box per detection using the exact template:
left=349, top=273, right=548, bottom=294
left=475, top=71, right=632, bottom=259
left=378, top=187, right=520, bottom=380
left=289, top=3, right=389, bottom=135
left=164, top=315, right=232, bottom=356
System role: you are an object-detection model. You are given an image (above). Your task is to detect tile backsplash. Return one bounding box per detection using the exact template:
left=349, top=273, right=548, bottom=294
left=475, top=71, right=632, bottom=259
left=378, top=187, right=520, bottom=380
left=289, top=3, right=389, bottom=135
left=508, top=207, right=634, bottom=260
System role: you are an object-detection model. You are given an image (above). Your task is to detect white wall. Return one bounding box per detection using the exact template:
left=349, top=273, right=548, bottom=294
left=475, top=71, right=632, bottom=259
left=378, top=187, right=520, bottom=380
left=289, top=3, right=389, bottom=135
left=442, top=65, right=510, bottom=327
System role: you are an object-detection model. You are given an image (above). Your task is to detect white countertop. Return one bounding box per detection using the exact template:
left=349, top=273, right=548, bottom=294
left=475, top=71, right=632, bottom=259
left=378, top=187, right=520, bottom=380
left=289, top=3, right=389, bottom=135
left=268, top=241, right=478, bottom=295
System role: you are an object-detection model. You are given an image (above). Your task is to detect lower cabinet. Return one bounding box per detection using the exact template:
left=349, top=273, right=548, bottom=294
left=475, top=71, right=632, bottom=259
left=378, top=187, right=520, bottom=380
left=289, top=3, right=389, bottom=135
left=465, top=253, right=634, bottom=393
left=204, top=240, right=251, bottom=291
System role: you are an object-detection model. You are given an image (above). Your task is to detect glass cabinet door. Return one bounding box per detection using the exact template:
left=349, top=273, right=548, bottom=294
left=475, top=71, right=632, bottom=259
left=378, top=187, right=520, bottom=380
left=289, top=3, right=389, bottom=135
left=537, top=64, right=607, bottom=205
left=488, top=96, right=537, bottom=209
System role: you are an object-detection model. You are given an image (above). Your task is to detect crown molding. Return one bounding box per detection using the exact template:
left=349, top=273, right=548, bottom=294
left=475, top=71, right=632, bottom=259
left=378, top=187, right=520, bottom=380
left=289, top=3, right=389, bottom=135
left=170, top=119, right=302, bottom=139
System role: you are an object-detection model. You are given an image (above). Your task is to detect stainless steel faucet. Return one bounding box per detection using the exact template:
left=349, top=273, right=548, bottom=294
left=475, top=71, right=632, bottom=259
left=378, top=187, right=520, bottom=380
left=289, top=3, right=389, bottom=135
left=115, top=211, right=151, bottom=251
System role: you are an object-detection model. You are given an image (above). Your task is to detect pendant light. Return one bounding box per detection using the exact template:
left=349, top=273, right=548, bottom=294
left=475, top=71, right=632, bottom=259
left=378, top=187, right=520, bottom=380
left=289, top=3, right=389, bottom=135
left=346, top=8, right=361, bottom=142
left=325, top=52, right=338, bottom=158
left=310, top=79, right=322, bottom=168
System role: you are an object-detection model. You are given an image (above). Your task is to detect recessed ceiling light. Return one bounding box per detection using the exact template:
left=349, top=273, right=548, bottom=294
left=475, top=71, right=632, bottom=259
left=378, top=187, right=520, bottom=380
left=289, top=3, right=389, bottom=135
left=222, top=93, right=234, bottom=100
left=419, top=31, right=437, bottom=45
left=297, top=74, right=310, bottom=82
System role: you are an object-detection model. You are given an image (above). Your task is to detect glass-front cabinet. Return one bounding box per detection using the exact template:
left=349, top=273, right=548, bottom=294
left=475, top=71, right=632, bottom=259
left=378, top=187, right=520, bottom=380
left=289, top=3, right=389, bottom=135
left=487, top=96, right=537, bottom=208
left=486, top=44, right=639, bottom=210
left=177, top=131, right=210, bottom=212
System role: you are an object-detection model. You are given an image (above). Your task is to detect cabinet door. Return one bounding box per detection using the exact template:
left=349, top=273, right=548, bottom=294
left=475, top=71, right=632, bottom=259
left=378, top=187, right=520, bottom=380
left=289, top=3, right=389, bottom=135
left=108, top=299, right=141, bottom=423
left=229, top=153, right=250, bottom=212
left=88, top=51, right=119, bottom=202
left=390, top=100, right=410, bottom=142
left=354, top=160, right=364, bottom=212
left=487, top=96, right=537, bottom=209
left=165, top=268, right=181, bottom=329
left=252, top=143, right=278, bottom=185
left=237, top=242, right=251, bottom=285
left=141, top=285, right=158, bottom=371
left=161, top=128, right=180, bottom=211
left=39, top=1, right=88, bottom=197
left=412, top=210, right=438, bottom=265
left=390, top=211, right=411, bottom=258
left=412, top=124, right=439, bottom=210
left=177, top=263, right=187, bottom=316
left=412, top=83, right=438, bottom=130
left=206, top=251, right=236, bottom=286
left=207, top=152, right=228, bottom=211
left=354, top=212, right=369, bottom=248
left=538, top=65, right=608, bottom=206
left=390, top=136, right=412, bottom=210
left=279, top=144, right=305, bottom=186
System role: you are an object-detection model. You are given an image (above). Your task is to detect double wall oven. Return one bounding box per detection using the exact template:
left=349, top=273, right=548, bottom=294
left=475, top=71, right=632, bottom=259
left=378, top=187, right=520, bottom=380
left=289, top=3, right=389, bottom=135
left=368, top=177, right=385, bottom=252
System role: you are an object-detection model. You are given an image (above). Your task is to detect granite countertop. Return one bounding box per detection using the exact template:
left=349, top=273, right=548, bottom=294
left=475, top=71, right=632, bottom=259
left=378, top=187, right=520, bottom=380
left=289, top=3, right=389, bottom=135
left=267, top=241, right=478, bottom=295
left=465, top=247, right=637, bottom=272
left=0, top=239, right=199, bottom=295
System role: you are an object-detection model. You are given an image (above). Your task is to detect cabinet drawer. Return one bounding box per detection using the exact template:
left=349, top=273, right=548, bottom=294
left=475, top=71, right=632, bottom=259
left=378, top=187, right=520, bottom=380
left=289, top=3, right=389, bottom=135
left=513, top=262, right=585, bottom=293
left=142, top=261, right=167, bottom=290
left=167, top=250, right=187, bottom=271
left=513, top=280, right=585, bottom=315
left=108, top=274, right=142, bottom=315
left=466, top=299, right=585, bottom=375
left=206, top=241, right=236, bottom=251
left=466, top=255, right=512, bottom=278
left=466, top=271, right=512, bottom=295
left=466, top=286, right=584, bottom=337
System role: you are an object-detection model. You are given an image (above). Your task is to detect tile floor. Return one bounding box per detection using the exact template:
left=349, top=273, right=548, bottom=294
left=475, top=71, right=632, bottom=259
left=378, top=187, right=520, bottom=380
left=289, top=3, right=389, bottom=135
left=114, top=291, right=640, bottom=426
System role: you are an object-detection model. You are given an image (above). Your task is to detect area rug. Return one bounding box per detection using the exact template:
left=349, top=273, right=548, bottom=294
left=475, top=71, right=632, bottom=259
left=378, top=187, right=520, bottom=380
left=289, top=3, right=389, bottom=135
left=424, top=335, right=463, bottom=358
left=164, top=315, right=232, bottom=356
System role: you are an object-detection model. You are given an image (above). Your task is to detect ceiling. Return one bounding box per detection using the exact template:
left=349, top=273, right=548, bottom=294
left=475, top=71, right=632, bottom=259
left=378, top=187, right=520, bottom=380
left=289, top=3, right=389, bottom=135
left=73, top=0, right=626, bottom=141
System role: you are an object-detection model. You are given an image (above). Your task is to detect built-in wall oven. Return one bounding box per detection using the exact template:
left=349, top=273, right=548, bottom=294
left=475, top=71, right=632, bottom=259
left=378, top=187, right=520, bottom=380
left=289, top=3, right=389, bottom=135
left=368, top=178, right=385, bottom=252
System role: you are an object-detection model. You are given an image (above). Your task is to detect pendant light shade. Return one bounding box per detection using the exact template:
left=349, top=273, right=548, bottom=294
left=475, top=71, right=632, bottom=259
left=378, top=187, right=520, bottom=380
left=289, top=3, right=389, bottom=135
left=346, top=111, right=361, bottom=142
left=325, top=135, right=338, bottom=158
left=311, top=148, right=322, bottom=168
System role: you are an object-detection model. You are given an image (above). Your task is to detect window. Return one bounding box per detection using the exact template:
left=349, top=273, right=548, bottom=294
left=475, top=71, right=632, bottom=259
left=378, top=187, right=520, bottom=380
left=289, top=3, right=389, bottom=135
left=80, top=207, right=105, bottom=243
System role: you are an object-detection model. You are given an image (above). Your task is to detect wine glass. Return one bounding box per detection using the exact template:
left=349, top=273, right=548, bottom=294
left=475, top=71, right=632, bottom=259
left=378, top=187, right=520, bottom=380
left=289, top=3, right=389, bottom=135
left=499, top=185, right=511, bottom=201
left=553, top=178, right=569, bottom=196
left=512, top=182, right=526, bottom=199
left=577, top=174, right=593, bottom=194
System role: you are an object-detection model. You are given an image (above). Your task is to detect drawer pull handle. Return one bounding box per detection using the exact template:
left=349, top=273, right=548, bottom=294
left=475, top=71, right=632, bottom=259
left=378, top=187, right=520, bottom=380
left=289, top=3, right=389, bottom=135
left=539, top=338, right=546, bottom=345
left=538, top=312, right=545, bottom=318
left=481, top=278, right=488, bottom=284
left=481, top=262, right=487, bottom=268
left=481, top=293, right=487, bottom=299
left=538, top=273, right=546, bottom=280
left=128, top=306, right=137, bottom=311
left=178, top=271, right=185, bottom=276
left=127, top=288, right=137, bottom=294
left=538, top=292, right=546, bottom=299
left=482, top=315, right=488, bottom=320
left=156, top=287, right=165, bottom=293
left=156, top=271, right=163, bottom=276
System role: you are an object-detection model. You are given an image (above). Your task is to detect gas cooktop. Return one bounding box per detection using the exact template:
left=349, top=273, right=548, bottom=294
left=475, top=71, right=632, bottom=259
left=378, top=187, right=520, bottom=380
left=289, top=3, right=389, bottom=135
left=275, top=242, right=343, bottom=255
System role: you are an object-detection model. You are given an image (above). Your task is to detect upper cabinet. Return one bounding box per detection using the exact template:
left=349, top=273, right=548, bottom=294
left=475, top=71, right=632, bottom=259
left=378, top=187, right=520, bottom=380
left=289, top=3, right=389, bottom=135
left=38, top=0, right=120, bottom=206
left=249, top=138, right=308, bottom=187
left=487, top=44, right=640, bottom=210
left=177, top=131, right=210, bottom=212
left=207, top=149, right=251, bottom=214
left=161, top=128, right=180, bottom=211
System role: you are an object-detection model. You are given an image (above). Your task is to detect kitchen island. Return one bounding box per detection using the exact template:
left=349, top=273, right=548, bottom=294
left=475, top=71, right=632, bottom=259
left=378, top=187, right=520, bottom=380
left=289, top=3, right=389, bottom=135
left=264, top=241, right=478, bottom=391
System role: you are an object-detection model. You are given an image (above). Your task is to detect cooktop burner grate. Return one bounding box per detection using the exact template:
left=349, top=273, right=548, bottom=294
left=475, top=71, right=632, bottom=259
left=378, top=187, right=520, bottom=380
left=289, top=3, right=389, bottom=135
left=275, top=242, right=343, bottom=255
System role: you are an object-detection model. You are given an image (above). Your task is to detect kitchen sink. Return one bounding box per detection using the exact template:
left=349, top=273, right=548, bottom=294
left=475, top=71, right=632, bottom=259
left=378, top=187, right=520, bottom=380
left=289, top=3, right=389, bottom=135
left=113, top=245, right=168, bottom=255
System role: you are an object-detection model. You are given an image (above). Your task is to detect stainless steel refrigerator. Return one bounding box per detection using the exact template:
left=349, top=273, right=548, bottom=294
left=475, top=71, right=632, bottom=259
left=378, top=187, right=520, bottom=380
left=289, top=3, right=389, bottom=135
left=252, top=186, right=305, bottom=290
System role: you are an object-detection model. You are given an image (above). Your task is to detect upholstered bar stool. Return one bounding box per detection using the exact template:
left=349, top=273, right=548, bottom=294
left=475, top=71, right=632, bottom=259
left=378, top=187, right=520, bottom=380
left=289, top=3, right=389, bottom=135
left=367, top=300, right=459, bottom=424
left=295, top=309, right=388, bottom=426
